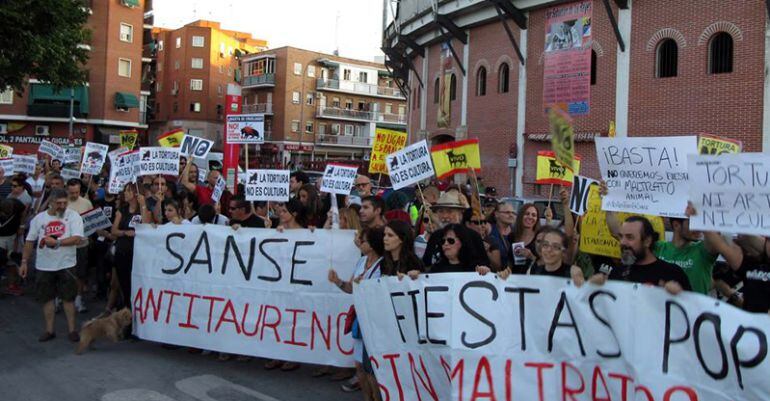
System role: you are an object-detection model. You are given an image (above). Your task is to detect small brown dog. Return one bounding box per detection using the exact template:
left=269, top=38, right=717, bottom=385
left=76, top=308, right=132, bottom=354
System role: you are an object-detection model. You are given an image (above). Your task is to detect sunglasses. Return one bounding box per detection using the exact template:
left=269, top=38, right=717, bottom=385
left=442, top=237, right=457, bottom=245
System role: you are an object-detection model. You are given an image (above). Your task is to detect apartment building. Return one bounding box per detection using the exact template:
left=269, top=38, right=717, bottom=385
left=149, top=20, right=267, bottom=146
left=240, top=46, right=407, bottom=170
left=0, top=0, right=152, bottom=153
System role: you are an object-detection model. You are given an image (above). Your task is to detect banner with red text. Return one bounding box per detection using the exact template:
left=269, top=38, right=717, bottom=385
left=355, top=274, right=770, bottom=401
left=132, top=225, right=361, bottom=367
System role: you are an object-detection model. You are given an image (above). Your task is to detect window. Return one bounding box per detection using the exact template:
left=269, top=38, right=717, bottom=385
left=219, top=43, right=226, bottom=56
left=292, top=91, right=300, bottom=104
left=174, top=60, right=180, bottom=70
left=332, top=97, right=340, bottom=108
left=156, top=82, right=162, bottom=92
left=118, top=58, right=132, bottom=77
left=172, top=80, right=178, bottom=93
left=497, top=63, right=509, bottom=93
left=318, top=124, right=326, bottom=135
left=294, top=62, right=302, bottom=75
left=359, top=71, right=368, bottom=83
left=449, top=74, right=457, bottom=100
left=172, top=102, right=178, bottom=112
left=344, top=125, right=354, bottom=136
left=191, top=57, right=203, bottom=69
left=656, top=39, right=678, bottom=78
left=345, top=99, right=353, bottom=109
left=0, top=88, right=13, bottom=104
left=157, top=61, right=163, bottom=72
left=158, top=40, right=164, bottom=51
left=247, top=58, right=275, bottom=76
left=476, top=67, right=487, bottom=96
left=385, top=103, right=393, bottom=114
left=119, top=23, right=133, bottom=42
left=307, top=66, right=315, bottom=77
left=306, top=93, right=314, bottom=105
left=398, top=105, right=405, bottom=116
left=590, top=50, right=597, bottom=85
left=190, top=102, right=201, bottom=112
left=175, top=37, right=181, bottom=48
left=190, top=79, right=203, bottom=91
left=192, top=36, right=205, bottom=47
left=305, top=121, right=314, bottom=133
left=331, top=124, right=341, bottom=135
left=433, top=78, right=440, bottom=103
left=343, top=69, right=352, bottom=80
left=291, top=120, right=300, bottom=132
left=709, top=32, right=733, bottom=74
left=357, top=101, right=365, bottom=111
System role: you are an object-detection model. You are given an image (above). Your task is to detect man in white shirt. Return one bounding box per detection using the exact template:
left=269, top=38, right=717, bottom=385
left=20, top=188, right=84, bottom=343
left=66, top=179, right=93, bottom=313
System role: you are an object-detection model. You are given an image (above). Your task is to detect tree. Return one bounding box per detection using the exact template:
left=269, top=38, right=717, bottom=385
left=0, top=0, right=91, bottom=93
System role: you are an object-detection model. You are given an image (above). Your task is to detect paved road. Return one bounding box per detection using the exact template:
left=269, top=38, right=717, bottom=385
left=0, top=294, right=360, bottom=401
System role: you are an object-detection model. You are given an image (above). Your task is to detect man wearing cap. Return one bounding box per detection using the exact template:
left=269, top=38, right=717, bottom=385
left=421, top=191, right=489, bottom=266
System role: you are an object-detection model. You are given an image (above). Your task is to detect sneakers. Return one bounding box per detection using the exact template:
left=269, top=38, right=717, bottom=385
left=38, top=332, right=56, bottom=342
left=75, top=295, right=88, bottom=313
left=341, top=376, right=361, bottom=392
left=68, top=331, right=80, bottom=343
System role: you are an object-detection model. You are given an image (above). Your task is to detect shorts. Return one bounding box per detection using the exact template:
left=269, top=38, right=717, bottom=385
left=0, top=235, right=15, bottom=257
left=74, top=246, right=90, bottom=279
left=35, top=268, right=78, bottom=303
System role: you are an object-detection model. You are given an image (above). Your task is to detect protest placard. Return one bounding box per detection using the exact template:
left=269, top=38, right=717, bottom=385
left=132, top=225, right=360, bottom=366
left=386, top=140, right=435, bottom=190
left=596, top=136, right=696, bottom=218
left=698, top=133, right=742, bottom=155
left=320, top=164, right=358, bottom=195
left=549, top=107, right=574, bottom=169
left=81, top=142, right=109, bottom=176
left=430, top=139, right=481, bottom=179
left=569, top=174, right=598, bottom=215
left=0, top=144, right=12, bottom=158
left=369, top=128, right=408, bottom=175
left=180, top=134, right=215, bottom=159
left=211, top=175, right=226, bottom=203
left=688, top=153, right=770, bottom=236
left=0, top=158, right=13, bottom=175
left=138, top=147, right=180, bottom=176
left=38, top=140, right=63, bottom=160
left=244, top=169, right=290, bottom=202
left=119, top=130, right=138, bottom=150
left=63, top=146, right=81, bottom=164
left=579, top=183, right=665, bottom=258
left=355, top=274, right=770, bottom=401
left=61, top=167, right=81, bottom=181
left=536, top=150, right=581, bottom=186
left=226, top=114, right=265, bottom=144
left=108, top=150, right=140, bottom=194
left=80, top=208, right=113, bottom=237
left=13, top=154, right=37, bottom=175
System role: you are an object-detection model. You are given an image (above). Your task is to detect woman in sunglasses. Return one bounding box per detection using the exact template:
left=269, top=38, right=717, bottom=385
left=527, top=227, right=583, bottom=282
left=430, top=224, right=490, bottom=274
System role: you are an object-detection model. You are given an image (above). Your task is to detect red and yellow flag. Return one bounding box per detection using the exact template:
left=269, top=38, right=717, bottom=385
left=157, top=129, right=184, bottom=148
left=536, top=150, right=581, bottom=186
left=430, top=139, right=481, bottom=179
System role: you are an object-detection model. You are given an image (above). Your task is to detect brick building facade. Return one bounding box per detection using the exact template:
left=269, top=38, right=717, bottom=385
left=385, top=0, right=769, bottom=197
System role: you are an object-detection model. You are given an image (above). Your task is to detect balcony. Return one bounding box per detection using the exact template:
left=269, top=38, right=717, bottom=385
left=316, top=78, right=404, bottom=99
left=28, top=104, right=86, bottom=118
left=316, top=134, right=373, bottom=148
left=241, top=103, right=273, bottom=114
left=142, top=43, right=157, bottom=60
left=317, top=106, right=374, bottom=123
left=242, top=74, right=275, bottom=88
left=376, top=112, right=407, bottom=126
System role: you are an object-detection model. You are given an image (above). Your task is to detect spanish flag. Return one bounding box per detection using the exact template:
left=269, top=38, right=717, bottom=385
left=430, top=139, right=481, bottom=179
left=536, top=150, right=581, bottom=186
left=157, top=129, right=184, bottom=148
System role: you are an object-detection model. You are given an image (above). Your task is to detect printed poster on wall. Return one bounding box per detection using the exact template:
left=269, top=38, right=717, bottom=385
left=543, top=1, right=593, bottom=116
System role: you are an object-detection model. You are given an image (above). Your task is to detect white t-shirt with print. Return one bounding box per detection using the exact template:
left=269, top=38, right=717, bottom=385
left=26, top=209, right=84, bottom=271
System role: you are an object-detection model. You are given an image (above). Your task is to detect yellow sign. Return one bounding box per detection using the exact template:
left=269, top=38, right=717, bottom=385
left=120, top=130, right=138, bottom=150
left=368, top=128, right=407, bottom=174
left=430, top=139, right=481, bottom=179
left=158, top=129, right=184, bottom=148
left=549, top=108, right=574, bottom=169
left=608, top=120, right=616, bottom=138
left=0, top=144, right=12, bottom=158
left=698, top=134, right=742, bottom=155
left=536, top=150, right=580, bottom=186
left=580, top=185, right=665, bottom=258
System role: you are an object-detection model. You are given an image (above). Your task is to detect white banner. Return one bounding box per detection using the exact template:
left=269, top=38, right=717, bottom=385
left=0, top=158, right=13, bottom=175
left=211, top=175, right=226, bottom=203
left=569, top=174, right=599, bottom=216
left=387, top=140, right=435, bottom=190
left=320, top=164, right=358, bottom=195
left=13, top=154, right=37, bottom=175
left=596, top=136, right=697, bottom=217
left=688, top=153, right=770, bottom=236
left=81, top=208, right=113, bottom=237
left=180, top=134, right=215, bottom=159
left=139, top=147, right=180, bottom=176
left=108, top=150, right=140, bottom=194
left=226, top=114, right=265, bottom=144
left=81, top=142, right=109, bottom=176
left=132, top=225, right=361, bottom=367
left=355, top=274, right=770, bottom=401
left=63, top=146, right=82, bottom=165
left=245, top=169, right=290, bottom=202
left=61, top=167, right=81, bottom=181
left=38, top=140, right=63, bottom=160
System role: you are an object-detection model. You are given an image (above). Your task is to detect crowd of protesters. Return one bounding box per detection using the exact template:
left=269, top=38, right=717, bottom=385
left=2, top=151, right=770, bottom=401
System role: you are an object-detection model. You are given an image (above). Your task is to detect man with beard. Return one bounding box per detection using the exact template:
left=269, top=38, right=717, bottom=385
left=358, top=196, right=386, bottom=229
left=600, top=216, right=691, bottom=293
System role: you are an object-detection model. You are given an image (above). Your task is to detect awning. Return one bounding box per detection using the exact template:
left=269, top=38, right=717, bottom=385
left=120, top=0, right=140, bottom=7
left=28, top=84, right=89, bottom=114
left=114, top=92, right=139, bottom=109
left=316, top=58, right=340, bottom=68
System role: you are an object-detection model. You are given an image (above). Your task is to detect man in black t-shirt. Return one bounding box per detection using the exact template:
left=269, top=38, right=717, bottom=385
left=228, top=196, right=265, bottom=229
left=595, top=216, right=691, bottom=293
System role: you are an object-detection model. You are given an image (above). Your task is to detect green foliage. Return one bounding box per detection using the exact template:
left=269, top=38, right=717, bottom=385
left=0, top=0, right=91, bottom=93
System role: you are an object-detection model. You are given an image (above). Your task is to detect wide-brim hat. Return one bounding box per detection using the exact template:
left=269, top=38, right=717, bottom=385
left=431, top=191, right=467, bottom=210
